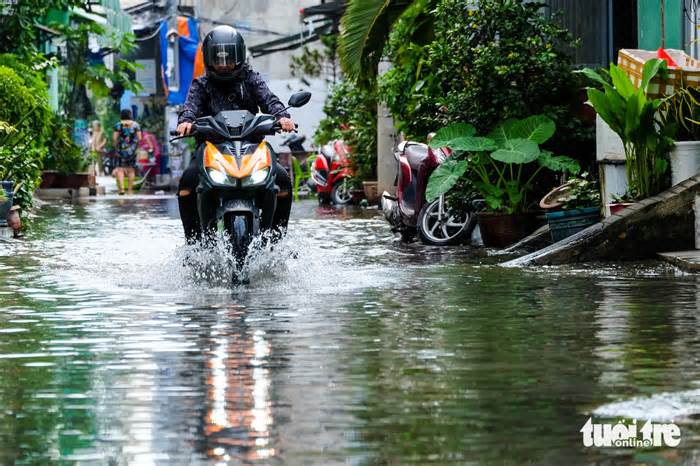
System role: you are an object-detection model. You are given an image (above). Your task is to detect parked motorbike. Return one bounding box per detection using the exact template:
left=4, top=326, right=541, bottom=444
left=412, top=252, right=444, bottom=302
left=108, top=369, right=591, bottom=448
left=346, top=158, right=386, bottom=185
left=309, top=139, right=353, bottom=205
left=381, top=138, right=476, bottom=245
left=170, top=91, right=312, bottom=284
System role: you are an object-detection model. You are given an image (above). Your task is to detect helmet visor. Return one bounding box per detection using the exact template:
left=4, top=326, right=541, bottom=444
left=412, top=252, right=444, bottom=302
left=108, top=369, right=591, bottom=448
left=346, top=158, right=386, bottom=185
left=210, top=42, right=240, bottom=69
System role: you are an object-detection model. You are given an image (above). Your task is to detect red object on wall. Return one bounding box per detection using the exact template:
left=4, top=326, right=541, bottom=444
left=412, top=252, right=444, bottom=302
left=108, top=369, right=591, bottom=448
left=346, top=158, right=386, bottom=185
left=657, top=47, right=679, bottom=67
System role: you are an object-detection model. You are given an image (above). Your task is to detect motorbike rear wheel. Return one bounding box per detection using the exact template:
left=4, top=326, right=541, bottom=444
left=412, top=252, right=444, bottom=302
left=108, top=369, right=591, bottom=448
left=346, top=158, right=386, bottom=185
left=418, top=198, right=474, bottom=246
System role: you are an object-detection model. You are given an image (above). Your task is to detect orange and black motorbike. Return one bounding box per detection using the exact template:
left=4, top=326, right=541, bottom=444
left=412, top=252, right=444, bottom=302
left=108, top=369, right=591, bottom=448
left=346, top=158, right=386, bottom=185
left=170, top=92, right=311, bottom=281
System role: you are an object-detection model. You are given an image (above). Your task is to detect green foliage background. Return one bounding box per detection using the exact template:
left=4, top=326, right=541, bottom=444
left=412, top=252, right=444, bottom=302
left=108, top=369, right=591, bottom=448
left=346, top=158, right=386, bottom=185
left=379, top=0, right=594, bottom=159
left=316, top=81, right=378, bottom=182
left=0, top=63, right=52, bottom=209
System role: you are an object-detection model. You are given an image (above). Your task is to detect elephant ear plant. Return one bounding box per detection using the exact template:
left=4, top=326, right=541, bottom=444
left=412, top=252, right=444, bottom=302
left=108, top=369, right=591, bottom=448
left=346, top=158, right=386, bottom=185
left=581, top=59, right=672, bottom=199
left=426, top=115, right=580, bottom=214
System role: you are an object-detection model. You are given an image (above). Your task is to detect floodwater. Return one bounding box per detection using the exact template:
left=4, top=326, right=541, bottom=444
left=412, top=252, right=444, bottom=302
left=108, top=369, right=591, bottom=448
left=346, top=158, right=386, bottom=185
left=1, top=197, right=700, bottom=465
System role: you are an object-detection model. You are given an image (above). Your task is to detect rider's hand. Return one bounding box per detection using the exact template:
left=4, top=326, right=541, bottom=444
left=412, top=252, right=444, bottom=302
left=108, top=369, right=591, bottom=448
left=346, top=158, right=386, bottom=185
left=177, top=122, right=193, bottom=136
left=278, top=118, right=295, bottom=132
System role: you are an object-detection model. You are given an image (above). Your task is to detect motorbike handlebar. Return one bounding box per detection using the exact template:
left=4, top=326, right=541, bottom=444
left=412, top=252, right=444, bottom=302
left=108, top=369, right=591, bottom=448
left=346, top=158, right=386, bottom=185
left=169, top=120, right=298, bottom=142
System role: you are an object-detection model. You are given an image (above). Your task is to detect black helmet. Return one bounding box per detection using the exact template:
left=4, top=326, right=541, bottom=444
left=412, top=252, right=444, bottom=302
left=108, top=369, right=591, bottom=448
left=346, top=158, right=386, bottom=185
left=202, top=25, right=247, bottom=82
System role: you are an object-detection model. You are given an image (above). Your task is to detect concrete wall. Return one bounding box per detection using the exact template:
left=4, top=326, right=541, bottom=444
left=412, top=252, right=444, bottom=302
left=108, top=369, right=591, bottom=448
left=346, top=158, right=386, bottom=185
left=197, top=0, right=323, bottom=81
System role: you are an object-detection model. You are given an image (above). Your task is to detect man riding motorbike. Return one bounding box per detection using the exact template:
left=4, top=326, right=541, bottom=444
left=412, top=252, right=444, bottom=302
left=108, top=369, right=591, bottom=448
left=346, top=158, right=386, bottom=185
left=176, top=25, right=296, bottom=243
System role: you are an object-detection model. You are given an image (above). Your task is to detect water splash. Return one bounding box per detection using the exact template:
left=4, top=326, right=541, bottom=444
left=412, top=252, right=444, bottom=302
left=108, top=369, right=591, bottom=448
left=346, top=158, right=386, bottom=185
left=593, top=389, right=700, bottom=422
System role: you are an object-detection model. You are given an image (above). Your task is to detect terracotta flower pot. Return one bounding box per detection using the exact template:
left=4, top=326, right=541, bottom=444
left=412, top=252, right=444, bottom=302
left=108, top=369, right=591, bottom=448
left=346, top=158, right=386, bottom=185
left=362, top=181, right=379, bottom=204
left=40, top=171, right=59, bottom=188
left=50, top=173, right=92, bottom=189
left=351, top=188, right=365, bottom=204
left=608, top=203, right=633, bottom=215
left=477, top=211, right=541, bottom=248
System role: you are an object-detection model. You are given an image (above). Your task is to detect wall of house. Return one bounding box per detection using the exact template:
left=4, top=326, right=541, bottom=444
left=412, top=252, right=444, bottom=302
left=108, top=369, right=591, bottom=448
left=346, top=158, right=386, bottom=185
left=196, top=0, right=325, bottom=81
left=638, top=0, right=683, bottom=50
left=545, top=0, right=638, bottom=66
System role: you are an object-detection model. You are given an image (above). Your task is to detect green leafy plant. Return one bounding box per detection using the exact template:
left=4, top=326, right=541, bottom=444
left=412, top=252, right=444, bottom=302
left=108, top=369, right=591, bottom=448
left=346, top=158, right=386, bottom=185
left=661, top=86, right=700, bottom=141
left=339, top=0, right=419, bottom=82
left=315, top=80, right=377, bottom=181
left=60, top=22, right=142, bottom=119
left=426, top=115, right=580, bottom=214
left=43, top=115, right=89, bottom=174
left=559, top=174, right=601, bottom=210
left=581, top=59, right=672, bottom=200
left=0, top=64, right=52, bottom=210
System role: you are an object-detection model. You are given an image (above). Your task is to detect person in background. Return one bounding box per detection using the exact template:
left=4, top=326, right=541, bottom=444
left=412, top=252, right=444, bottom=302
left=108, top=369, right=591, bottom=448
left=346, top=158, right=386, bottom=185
left=138, top=129, right=160, bottom=163
left=89, top=120, right=106, bottom=177
left=112, top=109, right=142, bottom=195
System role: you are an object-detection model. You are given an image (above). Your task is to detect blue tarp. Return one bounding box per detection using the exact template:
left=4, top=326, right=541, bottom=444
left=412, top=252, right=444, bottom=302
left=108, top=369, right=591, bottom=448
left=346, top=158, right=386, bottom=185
left=161, top=17, right=201, bottom=105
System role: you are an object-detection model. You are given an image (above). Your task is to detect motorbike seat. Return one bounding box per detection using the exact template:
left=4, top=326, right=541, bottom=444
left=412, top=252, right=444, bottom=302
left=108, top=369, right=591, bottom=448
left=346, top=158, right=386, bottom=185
left=403, top=143, right=429, bottom=170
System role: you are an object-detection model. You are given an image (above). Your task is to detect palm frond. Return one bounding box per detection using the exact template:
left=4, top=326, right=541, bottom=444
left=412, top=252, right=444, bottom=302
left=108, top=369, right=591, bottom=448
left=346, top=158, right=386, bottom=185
left=339, top=0, right=414, bottom=81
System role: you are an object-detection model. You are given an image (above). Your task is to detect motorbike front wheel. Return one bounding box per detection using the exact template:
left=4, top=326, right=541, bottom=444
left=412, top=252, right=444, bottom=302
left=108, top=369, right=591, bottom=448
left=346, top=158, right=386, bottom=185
left=331, top=178, right=353, bottom=205
left=418, top=198, right=474, bottom=246
left=225, top=214, right=252, bottom=284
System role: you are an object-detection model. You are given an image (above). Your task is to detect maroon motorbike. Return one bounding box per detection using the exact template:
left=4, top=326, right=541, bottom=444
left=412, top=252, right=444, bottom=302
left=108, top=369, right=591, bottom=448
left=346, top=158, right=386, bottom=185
left=381, top=138, right=476, bottom=245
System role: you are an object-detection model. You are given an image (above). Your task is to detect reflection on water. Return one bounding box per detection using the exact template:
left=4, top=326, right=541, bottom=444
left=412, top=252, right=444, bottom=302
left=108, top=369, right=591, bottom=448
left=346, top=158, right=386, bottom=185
left=1, top=198, right=700, bottom=465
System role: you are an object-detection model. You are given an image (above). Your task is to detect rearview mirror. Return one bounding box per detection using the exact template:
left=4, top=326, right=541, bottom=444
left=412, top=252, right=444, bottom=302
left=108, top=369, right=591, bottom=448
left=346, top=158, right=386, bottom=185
left=288, top=91, right=312, bottom=108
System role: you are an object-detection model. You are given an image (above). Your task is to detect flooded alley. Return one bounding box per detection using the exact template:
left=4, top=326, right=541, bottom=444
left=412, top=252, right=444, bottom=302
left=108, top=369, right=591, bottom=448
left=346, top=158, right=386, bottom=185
left=1, top=198, right=700, bottom=465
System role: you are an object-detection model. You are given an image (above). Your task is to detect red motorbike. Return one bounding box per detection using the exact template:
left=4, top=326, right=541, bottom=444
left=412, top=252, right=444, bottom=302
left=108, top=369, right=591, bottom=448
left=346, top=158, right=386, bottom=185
left=381, top=138, right=476, bottom=245
left=309, top=139, right=353, bottom=205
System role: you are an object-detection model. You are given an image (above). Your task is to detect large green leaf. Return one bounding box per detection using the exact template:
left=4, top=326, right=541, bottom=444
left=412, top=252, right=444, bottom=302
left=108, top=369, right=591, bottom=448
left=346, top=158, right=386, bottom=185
left=475, top=181, right=505, bottom=212
left=578, top=68, right=609, bottom=88
left=425, top=158, right=468, bottom=202
left=490, top=138, right=540, bottom=164
left=640, top=58, right=666, bottom=93
left=449, top=136, right=498, bottom=152
left=509, top=115, right=556, bottom=144
left=624, top=89, right=644, bottom=138
left=587, top=88, right=618, bottom=132
left=603, top=85, right=627, bottom=133
left=609, top=64, right=635, bottom=99
left=537, top=150, right=580, bottom=174
left=487, top=119, right=518, bottom=148
left=339, top=0, right=415, bottom=80
left=429, top=122, right=476, bottom=148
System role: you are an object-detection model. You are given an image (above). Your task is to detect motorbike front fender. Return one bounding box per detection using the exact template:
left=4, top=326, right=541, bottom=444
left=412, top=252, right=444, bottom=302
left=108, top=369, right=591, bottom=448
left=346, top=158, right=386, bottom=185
left=218, top=199, right=261, bottom=237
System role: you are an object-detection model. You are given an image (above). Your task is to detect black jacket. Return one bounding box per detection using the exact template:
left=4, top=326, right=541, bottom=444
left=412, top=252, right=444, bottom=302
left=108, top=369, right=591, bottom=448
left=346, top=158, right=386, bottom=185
left=178, top=66, right=290, bottom=124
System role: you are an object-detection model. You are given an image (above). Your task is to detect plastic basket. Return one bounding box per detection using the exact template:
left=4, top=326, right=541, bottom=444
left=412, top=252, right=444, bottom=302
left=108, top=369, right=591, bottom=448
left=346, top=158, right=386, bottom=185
left=546, top=207, right=600, bottom=243
left=618, top=49, right=700, bottom=97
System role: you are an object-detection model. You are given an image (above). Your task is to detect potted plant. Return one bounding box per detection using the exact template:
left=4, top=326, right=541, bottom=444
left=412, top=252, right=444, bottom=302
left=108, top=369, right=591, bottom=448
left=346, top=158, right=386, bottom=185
left=661, top=87, right=700, bottom=185
left=540, top=173, right=601, bottom=242
left=41, top=116, right=93, bottom=189
left=608, top=190, right=637, bottom=215
left=581, top=59, right=672, bottom=201
left=427, top=115, right=580, bottom=247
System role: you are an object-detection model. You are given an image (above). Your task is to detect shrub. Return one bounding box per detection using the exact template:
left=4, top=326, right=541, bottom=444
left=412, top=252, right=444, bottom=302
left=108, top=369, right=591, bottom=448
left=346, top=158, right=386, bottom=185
left=380, top=0, right=593, bottom=160
left=0, top=65, right=52, bottom=210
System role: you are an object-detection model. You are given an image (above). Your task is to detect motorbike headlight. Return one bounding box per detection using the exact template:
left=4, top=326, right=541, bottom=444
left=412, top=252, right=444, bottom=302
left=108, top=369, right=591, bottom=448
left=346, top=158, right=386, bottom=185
left=208, top=168, right=234, bottom=186
left=241, top=167, right=270, bottom=187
